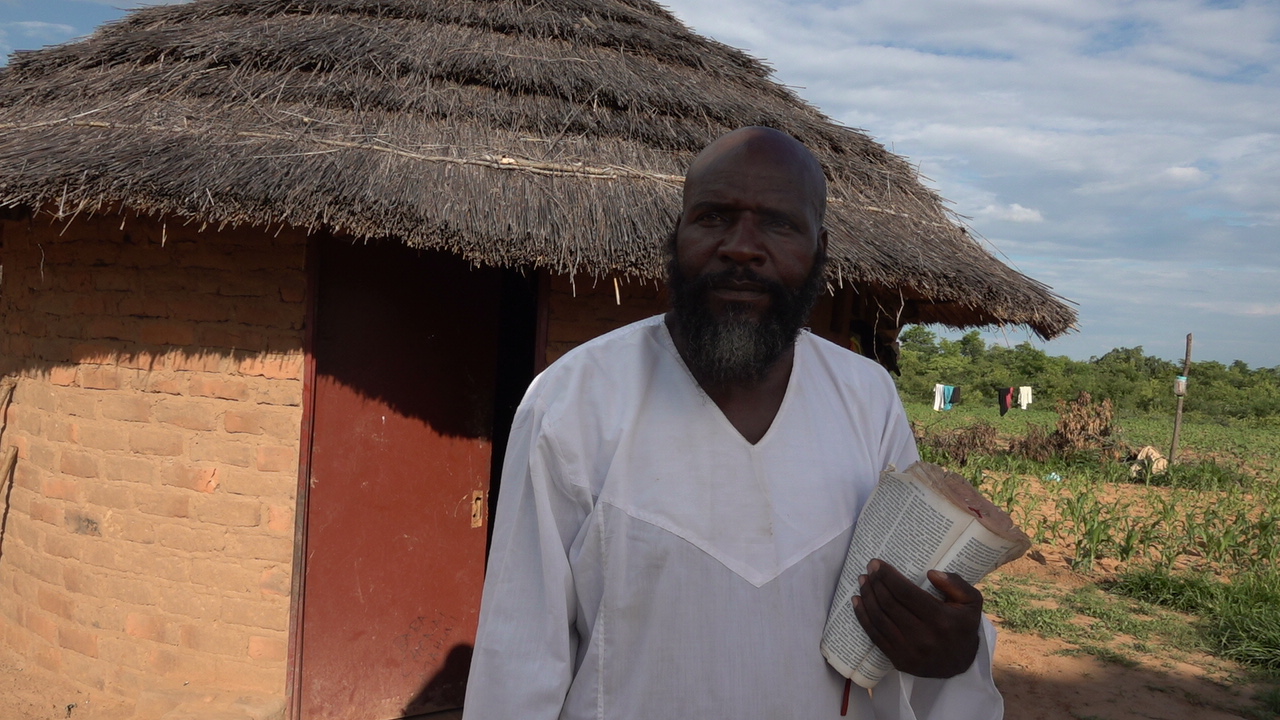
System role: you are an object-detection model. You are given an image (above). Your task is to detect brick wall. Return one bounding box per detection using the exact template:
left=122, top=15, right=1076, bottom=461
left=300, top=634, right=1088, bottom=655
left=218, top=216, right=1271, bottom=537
left=544, top=273, right=668, bottom=365
left=0, top=212, right=306, bottom=709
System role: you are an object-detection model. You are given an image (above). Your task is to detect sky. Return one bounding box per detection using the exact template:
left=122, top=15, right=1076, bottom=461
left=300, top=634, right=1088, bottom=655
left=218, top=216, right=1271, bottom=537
left=2, top=0, right=1278, bottom=368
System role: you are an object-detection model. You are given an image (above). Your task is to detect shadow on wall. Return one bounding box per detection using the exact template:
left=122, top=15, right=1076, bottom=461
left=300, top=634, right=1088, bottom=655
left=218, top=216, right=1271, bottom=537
left=401, top=643, right=474, bottom=719
left=0, top=213, right=542, bottom=442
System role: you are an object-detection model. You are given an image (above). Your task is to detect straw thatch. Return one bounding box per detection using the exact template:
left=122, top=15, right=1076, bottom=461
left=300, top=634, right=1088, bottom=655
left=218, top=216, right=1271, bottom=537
left=0, top=0, right=1076, bottom=338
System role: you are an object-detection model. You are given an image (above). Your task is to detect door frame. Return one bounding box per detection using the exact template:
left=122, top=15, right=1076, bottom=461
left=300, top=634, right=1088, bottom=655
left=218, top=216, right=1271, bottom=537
left=284, top=239, right=550, bottom=719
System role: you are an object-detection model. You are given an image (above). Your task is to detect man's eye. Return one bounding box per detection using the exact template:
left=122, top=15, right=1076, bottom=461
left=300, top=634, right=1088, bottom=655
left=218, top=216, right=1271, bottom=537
left=697, top=213, right=726, bottom=224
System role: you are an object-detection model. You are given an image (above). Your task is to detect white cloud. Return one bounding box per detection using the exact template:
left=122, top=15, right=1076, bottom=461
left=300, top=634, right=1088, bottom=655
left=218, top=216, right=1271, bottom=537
left=663, top=0, right=1280, bottom=365
left=1162, top=166, right=1207, bottom=183
left=976, top=203, right=1044, bottom=223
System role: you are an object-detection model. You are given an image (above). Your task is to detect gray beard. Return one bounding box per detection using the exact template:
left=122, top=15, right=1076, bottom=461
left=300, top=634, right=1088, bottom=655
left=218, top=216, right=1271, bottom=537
left=667, top=250, right=827, bottom=385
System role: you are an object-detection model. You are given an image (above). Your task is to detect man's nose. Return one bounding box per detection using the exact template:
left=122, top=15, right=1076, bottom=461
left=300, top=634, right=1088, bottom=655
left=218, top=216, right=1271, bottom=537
left=718, top=216, right=767, bottom=265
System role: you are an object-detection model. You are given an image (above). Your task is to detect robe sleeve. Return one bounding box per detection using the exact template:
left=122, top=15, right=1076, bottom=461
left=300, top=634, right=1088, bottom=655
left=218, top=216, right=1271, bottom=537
left=462, top=397, right=594, bottom=720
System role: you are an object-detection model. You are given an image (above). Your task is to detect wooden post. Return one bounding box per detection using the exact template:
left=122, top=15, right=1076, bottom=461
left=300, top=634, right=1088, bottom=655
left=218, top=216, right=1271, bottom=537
left=1169, top=333, right=1193, bottom=464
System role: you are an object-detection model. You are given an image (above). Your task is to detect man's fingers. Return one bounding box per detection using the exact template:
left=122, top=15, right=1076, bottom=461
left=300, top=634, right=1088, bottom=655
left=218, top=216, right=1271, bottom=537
left=926, top=570, right=984, bottom=607
left=853, top=590, right=906, bottom=651
left=865, top=560, right=946, bottom=619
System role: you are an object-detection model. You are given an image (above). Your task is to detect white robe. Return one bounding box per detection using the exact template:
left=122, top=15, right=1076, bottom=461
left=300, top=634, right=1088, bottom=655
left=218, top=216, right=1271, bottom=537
left=464, top=316, right=1002, bottom=720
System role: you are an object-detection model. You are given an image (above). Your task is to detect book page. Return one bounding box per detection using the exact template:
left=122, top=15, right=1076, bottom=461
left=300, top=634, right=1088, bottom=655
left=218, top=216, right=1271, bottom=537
left=821, top=463, right=1031, bottom=688
left=820, top=470, right=979, bottom=684
left=934, top=521, right=1028, bottom=585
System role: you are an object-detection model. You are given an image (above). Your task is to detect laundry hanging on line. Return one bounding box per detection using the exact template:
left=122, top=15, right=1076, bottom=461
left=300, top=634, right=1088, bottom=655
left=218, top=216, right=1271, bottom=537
left=932, top=384, right=961, bottom=411
left=1018, top=386, right=1033, bottom=410
left=998, top=387, right=1016, bottom=416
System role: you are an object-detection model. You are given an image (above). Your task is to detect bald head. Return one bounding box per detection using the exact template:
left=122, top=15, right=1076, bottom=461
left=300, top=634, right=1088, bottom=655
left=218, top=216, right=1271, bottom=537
left=684, top=127, right=828, bottom=222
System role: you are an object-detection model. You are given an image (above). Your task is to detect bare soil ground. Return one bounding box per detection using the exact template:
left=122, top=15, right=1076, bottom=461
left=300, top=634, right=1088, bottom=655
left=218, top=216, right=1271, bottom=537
left=993, top=552, right=1265, bottom=720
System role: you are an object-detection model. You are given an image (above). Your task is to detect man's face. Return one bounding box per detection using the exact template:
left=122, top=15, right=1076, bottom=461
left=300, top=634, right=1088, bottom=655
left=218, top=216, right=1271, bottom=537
left=668, top=137, right=828, bottom=384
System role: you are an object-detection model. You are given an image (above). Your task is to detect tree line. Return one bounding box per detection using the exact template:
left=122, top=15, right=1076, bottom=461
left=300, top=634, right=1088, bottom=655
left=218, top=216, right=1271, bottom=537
left=895, top=326, right=1280, bottom=420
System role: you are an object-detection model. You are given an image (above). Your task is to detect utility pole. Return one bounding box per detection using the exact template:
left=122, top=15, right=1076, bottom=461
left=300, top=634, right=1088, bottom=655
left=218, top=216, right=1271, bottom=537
left=1169, top=333, right=1193, bottom=464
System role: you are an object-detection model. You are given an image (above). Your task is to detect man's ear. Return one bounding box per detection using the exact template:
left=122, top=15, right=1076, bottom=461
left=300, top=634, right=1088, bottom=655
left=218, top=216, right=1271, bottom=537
left=817, top=227, right=829, bottom=257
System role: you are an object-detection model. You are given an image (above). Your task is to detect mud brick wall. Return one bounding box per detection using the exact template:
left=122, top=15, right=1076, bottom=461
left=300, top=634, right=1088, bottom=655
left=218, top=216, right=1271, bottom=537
left=0, top=212, right=306, bottom=706
left=544, top=273, right=667, bottom=366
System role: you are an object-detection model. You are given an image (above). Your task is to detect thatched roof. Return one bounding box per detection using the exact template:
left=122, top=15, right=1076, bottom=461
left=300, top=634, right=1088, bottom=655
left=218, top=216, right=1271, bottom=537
left=0, top=0, right=1076, bottom=338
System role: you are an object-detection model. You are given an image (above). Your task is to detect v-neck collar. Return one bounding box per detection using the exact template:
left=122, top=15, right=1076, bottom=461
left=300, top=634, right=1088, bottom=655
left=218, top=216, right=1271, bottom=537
left=657, top=318, right=805, bottom=448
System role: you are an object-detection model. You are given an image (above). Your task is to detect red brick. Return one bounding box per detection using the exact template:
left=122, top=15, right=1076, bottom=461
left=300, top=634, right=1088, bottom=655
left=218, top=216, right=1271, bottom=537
left=139, top=374, right=184, bottom=396
left=37, top=587, right=75, bottom=620
left=179, top=623, right=246, bottom=657
left=101, top=455, right=158, bottom=484
left=59, top=626, right=99, bottom=658
left=24, top=611, right=59, bottom=643
left=77, top=423, right=130, bottom=451
left=129, top=427, right=184, bottom=456
left=259, top=381, right=304, bottom=407
left=156, top=523, right=227, bottom=553
left=247, top=635, right=287, bottom=662
left=59, top=451, right=98, bottom=479
left=43, top=416, right=78, bottom=443
left=49, top=366, right=78, bottom=386
left=146, top=647, right=216, bottom=679
left=168, top=352, right=225, bottom=373
left=216, top=658, right=284, bottom=693
left=134, top=487, right=191, bottom=518
left=223, top=409, right=264, bottom=435
left=231, top=534, right=294, bottom=565
left=158, top=587, right=222, bottom=621
left=71, top=343, right=118, bottom=366
left=58, top=391, right=97, bottom=418
left=61, top=565, right=100, bottom=596
left=162, top=464, right=221, bottom=494
left=44, top=532, right=83, bottom=560
left=188, top=376, right=250, bottom=401
left=189, top=438, right=253, bottom=468
left=258, top=566, right=290, bottom=596
left=124, top=613, right=168, bottom=643
left=85, top=316, right=133, bottom=341
left=139, top=320, right=196, bottom=346
left=99, top=394, right=153, bottom=422
left=29, top=499, right=63, bottom=526
left=198, top=325, right=266, bottom=350
left=154, top=398, right=220, bottom=431
left=102, top=513, right=156, bottom=544
left=34, top=645, right=63, bottom=673
left=237, top=353, right=303, bottom=380
left=193, top=497, right=261, bottom=528
left=265, top=505, right=293, bottom=533
left=26, top=440, right=60, bottom=472
left=100, top=574, right=158, bottom=606
left=85, top=482, right=134, bottom=510
left=221, top=598, right=288, bottom=631
left=79, top=366, right=121, bottom=390
left=43, top=476, right=82, bottom=501
left=117, top=350, right=162, bottom=371
left=279, top=277, right=306, bottom=303
left=255, top=445, right=297, bottom=473
left=167, top=297, right=233, bottom=323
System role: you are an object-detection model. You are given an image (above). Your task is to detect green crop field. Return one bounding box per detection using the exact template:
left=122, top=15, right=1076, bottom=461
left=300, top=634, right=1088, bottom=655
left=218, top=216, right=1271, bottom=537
left=903, top=399, right=1280, bottom=717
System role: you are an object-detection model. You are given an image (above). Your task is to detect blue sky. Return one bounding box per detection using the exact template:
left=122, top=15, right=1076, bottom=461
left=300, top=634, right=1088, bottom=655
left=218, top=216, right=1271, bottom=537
left=3, top=0, right=1278, bottom=367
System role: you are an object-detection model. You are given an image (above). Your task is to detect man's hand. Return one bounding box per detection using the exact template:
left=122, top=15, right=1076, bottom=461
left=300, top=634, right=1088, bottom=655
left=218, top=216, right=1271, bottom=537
left=852, top=559, right=983, bottom=678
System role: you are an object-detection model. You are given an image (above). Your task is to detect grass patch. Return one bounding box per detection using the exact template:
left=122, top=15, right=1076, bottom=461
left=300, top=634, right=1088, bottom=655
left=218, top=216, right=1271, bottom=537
left=1109, top=567, right=1280, bottom=673
left=983, top=584, right=1080, bottom=639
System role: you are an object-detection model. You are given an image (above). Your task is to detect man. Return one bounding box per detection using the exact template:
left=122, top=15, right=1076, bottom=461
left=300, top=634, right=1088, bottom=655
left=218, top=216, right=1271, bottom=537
left=463, top=127, right=1003, bottom=719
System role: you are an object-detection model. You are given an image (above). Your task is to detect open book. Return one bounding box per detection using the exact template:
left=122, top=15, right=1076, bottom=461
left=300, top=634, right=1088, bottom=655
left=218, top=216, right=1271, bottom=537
left=820, top=461, right=1031, bottom=689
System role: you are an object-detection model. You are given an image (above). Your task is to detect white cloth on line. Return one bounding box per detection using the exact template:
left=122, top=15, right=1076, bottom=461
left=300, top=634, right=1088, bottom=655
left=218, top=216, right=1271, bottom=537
left=933, top=383, right=946, bottom=412
left=1018, top=386, right=1033, bottom=410
left=464, top=316, right=1003, bottom=720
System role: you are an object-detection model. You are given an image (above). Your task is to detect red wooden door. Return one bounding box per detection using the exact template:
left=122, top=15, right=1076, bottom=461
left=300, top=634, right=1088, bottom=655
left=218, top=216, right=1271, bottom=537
left=298, top=240, right=501, bottom=719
